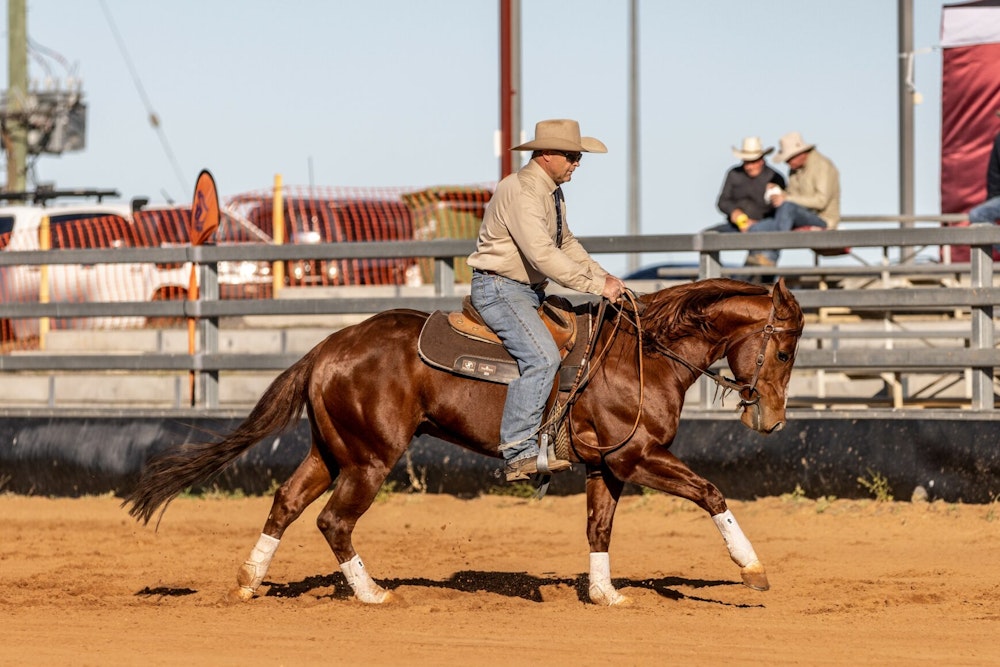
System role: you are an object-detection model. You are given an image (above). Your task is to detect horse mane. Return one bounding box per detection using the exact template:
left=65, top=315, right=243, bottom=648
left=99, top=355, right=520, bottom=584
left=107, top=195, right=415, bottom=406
left=636, top=278, right=769, bottom=353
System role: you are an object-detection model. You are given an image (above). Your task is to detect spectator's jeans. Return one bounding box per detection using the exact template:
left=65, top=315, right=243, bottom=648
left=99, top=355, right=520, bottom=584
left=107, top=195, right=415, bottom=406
left=969, top=196, right=1000, bottom=224
left=470, top=271, right=560, bottom=462
left=748, top=202, right=828, bottom=262
left=705, top=220, right=740, bottom=233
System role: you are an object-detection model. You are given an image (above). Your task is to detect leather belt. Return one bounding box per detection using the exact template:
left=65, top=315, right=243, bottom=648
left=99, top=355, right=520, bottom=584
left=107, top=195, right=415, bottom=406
left=473, top=269, right=547, bottom=291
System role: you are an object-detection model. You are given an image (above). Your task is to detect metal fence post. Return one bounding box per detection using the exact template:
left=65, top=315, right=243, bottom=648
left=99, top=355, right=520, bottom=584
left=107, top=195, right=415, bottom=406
left=200, top=259, right=220, bottom=409
left=697, top=246, right=723, bottom=408
left=698, top=249, right=722, bottom=280
left=434, top=257, right=456, bottom=297
left=969, top=241, right=995, bottom=410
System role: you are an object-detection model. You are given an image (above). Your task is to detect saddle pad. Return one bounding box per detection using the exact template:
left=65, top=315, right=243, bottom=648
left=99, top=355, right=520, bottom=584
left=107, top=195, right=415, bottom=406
left=418, top=310, right=520, bottom=384
left=418, top=310, right=590, bottom=387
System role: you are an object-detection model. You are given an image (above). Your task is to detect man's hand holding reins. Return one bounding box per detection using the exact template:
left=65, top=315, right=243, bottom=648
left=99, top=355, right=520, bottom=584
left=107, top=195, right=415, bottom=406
left=602, top=275, right=628, bottom=302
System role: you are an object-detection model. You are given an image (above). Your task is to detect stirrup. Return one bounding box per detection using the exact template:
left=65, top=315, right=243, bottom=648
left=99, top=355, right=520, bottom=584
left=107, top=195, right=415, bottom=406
left=533, top=434, right=558, bottom=499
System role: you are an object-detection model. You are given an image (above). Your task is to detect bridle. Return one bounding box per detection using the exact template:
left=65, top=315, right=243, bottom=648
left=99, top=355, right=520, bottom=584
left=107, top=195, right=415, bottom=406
left=679, top=305, right=803, bottom=409
left=562, top=293, right=802, bottom=456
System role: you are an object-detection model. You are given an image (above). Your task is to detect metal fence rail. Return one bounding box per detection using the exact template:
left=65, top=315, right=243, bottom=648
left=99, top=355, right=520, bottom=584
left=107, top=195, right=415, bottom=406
left=2, top=223, right=999, bottom=410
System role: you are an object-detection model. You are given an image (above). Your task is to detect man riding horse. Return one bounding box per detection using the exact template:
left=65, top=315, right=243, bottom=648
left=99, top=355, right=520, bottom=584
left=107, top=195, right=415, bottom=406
left=467, top=118, right=628, bottom=482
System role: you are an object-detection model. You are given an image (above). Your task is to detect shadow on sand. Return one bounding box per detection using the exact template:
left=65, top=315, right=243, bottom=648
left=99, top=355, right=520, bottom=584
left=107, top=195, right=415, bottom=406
left=258, top=569, right=761, bottom=607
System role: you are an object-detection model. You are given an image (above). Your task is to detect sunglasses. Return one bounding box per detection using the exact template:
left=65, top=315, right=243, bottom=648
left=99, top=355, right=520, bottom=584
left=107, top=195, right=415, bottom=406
left=554, top=150, right=583, bottom=163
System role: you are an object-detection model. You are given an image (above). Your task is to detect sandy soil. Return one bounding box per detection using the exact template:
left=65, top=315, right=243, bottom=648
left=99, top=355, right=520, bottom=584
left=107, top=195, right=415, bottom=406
left=2, top=491, right=998, bottom=666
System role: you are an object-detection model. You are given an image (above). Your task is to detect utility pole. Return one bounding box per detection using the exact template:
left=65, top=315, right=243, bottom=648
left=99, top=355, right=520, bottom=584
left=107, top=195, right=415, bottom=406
left=626, top=0, right=641, bottom=273
left=898, top=0, right=914, bottom=223
left=5, top=0, right=28, bottom=191
left=499, top=0, right=521, bottom=179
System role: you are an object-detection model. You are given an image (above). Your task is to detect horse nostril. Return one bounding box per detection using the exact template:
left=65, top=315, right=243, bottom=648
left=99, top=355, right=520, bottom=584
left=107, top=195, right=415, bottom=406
left=768, top=421, right=785, bottom=434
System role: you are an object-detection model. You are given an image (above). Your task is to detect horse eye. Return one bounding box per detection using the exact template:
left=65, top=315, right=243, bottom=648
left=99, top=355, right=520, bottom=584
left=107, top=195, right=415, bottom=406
left=776, top=351, right=790, bottom=362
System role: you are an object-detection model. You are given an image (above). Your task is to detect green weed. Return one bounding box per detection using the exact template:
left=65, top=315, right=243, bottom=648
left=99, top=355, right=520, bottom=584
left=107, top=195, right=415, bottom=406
left=177, top=484, right=247, bottom=500
left=814, top=495, right=837, bottom=514
left=375, top=480, right=400, bottom=503
left=857, top=469, right=894, bottom=502
left=486, top=482, right=538, bottom=499
left=780, top=484, right=808, bottom=504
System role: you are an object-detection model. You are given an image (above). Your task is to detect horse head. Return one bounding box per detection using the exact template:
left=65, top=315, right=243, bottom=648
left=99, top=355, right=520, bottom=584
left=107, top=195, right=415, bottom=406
left=723, top=278, right=804, bottom=434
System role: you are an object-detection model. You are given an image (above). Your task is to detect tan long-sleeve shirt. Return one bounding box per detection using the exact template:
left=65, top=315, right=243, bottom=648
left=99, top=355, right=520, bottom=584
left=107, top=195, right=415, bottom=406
left=467, top=159, right=608, bottom=295
left=785, top=149, right=841, bottom=229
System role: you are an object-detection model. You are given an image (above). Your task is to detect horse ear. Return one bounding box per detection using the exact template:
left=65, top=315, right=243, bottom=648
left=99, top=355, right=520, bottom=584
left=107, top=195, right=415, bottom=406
left=771, top=277, right=795, bottom=319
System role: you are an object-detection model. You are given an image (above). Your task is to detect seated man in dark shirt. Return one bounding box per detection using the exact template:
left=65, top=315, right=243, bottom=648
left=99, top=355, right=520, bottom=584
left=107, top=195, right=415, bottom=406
left=707, top=136, right=785, bottom=235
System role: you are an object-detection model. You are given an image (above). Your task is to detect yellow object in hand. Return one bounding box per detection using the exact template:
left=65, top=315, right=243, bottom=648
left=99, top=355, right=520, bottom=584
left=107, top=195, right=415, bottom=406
left=735, top=213, right=750, bottom=231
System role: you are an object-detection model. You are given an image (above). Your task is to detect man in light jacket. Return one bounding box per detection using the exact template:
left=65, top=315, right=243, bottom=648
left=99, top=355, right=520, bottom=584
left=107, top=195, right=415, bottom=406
left=467, top=118, right=626, bottom=482
left=746, top=131, right=840, bottom=266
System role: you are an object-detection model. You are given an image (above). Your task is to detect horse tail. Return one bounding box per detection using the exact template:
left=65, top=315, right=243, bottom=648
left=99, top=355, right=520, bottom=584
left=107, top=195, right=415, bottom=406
left=123, top=343, right=324, bottom=526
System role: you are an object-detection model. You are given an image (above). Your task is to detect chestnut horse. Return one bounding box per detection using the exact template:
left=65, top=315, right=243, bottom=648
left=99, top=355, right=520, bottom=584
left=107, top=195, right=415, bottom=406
left=125, top=277, right=804, bottom=606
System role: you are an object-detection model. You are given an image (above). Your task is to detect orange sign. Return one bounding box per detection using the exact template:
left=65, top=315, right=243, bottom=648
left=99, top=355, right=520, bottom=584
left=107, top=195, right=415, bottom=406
left=189, top=169, right=220, bottom=246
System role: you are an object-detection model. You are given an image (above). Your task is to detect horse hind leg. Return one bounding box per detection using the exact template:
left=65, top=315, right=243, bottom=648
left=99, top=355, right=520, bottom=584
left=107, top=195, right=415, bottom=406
left=230, top=447, right=334, bottom=602
left=316, top=463, right=396, bottom=604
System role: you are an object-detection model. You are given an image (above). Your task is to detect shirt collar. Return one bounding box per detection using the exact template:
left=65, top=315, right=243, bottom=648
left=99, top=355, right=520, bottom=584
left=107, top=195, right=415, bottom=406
left=522, top=159, right=559, bottom=194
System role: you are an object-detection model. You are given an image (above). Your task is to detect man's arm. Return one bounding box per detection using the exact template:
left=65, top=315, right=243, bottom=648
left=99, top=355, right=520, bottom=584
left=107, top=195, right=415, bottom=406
left=786, top=157, right=838, bottom=212
left=716, top=169, right=740, bottom=217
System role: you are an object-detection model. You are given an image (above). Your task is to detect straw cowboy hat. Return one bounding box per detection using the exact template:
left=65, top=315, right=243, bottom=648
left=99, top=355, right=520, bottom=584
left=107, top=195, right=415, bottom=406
left=732, top=136, right=774, bottom=161
left=773, top=131, right=816, bottom=163
left=511, top=119, right=608, bottom=153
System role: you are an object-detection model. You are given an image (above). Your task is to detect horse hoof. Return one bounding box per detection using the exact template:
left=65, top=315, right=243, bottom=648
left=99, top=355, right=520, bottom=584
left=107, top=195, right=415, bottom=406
left=740, top=561, right=770, bottom=591
left=589, top=584, right=631, bottom=607
left=355, top=588, right=393, bottom=604
left=227, top=585, right=255, bottom=603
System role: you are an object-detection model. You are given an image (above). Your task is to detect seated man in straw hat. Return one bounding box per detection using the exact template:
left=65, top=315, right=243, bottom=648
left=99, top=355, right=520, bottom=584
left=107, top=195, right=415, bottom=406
left=468, top=119, right=627, bottom=482
left=707, top=136, right=786, bottom=234
left=745, top=131, right=840, bottom=267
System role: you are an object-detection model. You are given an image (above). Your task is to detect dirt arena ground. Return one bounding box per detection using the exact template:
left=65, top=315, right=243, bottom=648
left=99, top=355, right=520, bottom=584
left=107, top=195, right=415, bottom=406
left=2, top=491, right=998, bottom=666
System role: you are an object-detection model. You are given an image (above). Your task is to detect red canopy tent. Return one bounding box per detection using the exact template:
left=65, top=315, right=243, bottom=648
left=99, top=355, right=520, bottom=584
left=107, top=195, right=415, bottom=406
left=940, top=0, right=1000, bottom=260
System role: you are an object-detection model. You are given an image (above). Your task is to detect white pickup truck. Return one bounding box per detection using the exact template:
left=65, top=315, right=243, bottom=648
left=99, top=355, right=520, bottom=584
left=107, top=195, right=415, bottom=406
left=0, top=203, right=189, bottom=340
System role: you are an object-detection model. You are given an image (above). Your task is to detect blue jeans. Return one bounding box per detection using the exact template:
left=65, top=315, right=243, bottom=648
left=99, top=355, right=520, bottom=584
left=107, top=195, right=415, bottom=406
left=470, top=272, right=560, bottom=462
left=747, top=202, right=827, bottom=262
left=705, top=220, right=740, bottom=233
left=969, top=196, right=1000, bottom=224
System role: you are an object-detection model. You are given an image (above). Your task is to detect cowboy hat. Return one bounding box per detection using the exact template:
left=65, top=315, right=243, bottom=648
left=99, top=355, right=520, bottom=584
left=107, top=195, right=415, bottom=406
left=511, top=119, right=608, bottom=153
left=732, top=136, right=773, bottom=161
left=773, top=131, right=815, bottom=163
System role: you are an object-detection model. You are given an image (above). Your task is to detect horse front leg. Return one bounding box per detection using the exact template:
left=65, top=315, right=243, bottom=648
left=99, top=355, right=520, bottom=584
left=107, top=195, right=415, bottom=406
left=616, top=448, right=769, bottom=592
left=231, top=447, right=333, bottom=602
left=585, top=466, right=629, bottom=606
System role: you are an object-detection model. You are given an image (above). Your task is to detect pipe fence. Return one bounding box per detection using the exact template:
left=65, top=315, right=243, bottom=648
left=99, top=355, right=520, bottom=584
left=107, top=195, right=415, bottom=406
left=1, top=221, right=999, bottom=412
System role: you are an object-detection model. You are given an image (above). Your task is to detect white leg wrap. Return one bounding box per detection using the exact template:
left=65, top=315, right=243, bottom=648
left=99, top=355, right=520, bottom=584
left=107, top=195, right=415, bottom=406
left=712, top=509, right=759, bottom=567
left=340, top=554, right=389, bottom=604
left=588, top=552, right=627, bottom=606
left=235, top=533, right=280, bottom=599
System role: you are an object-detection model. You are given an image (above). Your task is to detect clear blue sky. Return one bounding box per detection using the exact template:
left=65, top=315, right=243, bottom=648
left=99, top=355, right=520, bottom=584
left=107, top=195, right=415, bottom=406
left=4, top=1, right=953, bottom=272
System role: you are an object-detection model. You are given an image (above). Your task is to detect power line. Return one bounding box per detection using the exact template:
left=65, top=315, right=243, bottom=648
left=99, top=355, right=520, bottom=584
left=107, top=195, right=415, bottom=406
left=27, top=38, right=78, bottom=80
left=98, top=0, right=188, bottom=197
